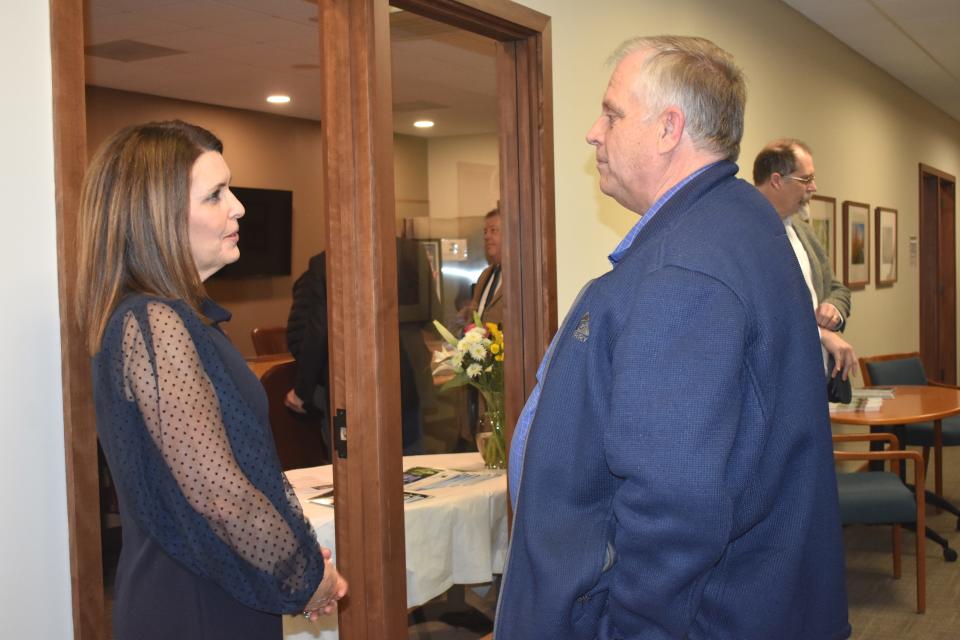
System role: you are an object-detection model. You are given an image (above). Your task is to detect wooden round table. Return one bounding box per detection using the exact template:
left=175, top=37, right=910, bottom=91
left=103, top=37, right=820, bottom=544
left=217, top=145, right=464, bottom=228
left=830, top=385, right=960, bottom=497
left=830, top=384, right=960, bottom=426
left=831, top=384, right=960, bottom=561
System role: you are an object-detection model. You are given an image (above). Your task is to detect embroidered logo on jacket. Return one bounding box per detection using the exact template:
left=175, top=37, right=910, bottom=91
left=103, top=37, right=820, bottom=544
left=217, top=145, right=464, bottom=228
left=573, top=312, right=590, bottom=342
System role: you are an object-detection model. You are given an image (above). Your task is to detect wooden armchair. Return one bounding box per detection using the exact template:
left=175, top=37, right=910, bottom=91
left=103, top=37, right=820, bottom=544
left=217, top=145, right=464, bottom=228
left=833, top=432, right=926, bottom=613
left=251, top=325, right=289, bottom=356
left=259, top=360, right=329, bottom=470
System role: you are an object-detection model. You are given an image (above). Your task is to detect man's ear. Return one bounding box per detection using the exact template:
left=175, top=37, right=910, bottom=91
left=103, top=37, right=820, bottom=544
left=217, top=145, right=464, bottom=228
left=657, top=106, right=685, bottom=153
left=770, top=173, right=784, bottom=190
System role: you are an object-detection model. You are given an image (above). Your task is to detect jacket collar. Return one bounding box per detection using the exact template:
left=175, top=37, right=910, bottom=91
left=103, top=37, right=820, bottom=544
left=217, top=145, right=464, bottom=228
left=617, top=160, right=739, bottom=262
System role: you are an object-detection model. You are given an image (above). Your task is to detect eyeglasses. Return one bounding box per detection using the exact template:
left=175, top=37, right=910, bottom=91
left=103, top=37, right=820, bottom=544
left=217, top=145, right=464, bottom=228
left=782, top=174, right=816, bottom=185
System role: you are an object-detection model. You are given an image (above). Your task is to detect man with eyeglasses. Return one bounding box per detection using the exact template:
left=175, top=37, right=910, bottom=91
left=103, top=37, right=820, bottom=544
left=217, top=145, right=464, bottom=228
left=754, top=139, right=858, bottom=382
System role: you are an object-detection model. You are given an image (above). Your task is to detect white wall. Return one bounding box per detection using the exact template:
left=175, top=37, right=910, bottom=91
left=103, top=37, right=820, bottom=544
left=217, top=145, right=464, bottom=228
left=519, top=0, right=960, bottom=372
left=427, top=134, right=499, bottom=219
left=0, top=2, right=73, bottom=638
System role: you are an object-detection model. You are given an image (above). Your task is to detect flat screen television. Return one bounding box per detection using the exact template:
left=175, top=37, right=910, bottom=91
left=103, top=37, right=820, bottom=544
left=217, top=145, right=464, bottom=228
left=211, top=186, right=292, bottom=279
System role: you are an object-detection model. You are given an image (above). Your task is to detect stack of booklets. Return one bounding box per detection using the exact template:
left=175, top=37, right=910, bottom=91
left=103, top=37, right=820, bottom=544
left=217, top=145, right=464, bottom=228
left=852, top=387, right=896, bottom=399
left=829, top=397, right=884, bottom=412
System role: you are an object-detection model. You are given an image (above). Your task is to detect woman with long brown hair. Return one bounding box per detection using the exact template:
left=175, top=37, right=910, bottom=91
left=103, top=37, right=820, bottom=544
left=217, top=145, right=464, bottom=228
left=77, top=120, right=346, bottom=639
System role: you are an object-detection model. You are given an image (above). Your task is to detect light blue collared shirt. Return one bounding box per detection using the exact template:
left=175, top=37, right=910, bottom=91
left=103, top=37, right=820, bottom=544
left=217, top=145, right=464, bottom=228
left=507, top=163, right=719, bottom=507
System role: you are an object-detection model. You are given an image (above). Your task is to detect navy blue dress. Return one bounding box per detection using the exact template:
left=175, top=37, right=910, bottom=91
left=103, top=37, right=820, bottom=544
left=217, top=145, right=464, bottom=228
left=93, top=294, right=325, bottom=639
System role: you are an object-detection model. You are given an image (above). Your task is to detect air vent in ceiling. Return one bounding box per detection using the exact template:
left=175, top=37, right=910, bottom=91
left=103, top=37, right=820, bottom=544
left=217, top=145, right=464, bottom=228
left=85, top=39, right=184, bottom=63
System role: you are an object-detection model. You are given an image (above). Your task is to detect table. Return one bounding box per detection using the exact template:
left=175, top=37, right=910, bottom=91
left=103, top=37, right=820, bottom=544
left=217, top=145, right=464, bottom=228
left=830, top=385, right=960, bottom=560
left=246, top=353, right=294, bottom=379
left=281, top=452, right=508, bottom=639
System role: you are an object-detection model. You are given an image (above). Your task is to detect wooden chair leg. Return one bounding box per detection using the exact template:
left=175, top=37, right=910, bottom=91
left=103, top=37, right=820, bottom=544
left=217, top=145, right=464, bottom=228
left=921, top=446, right=930, bottom=472
left=892, top=524, right=901, bottom=579
left=916, top=526, right=926, bottom=614
left=915, top=451, right=927, bottom=614
left=933, top=422, right=943, bottom=499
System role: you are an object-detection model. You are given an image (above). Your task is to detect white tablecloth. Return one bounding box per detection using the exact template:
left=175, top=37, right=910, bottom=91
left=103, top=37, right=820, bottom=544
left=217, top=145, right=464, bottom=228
left=282, top=452, right=508, bottom=640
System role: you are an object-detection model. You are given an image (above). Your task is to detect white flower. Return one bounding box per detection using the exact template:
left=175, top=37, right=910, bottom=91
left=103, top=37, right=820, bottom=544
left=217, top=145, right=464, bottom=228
left=466, top=363, right=483, bottom=379
left=468, top=342, right=487, bottom=360
left=451, top=352, right=464, bottom=371
left=432, top=345, right=454, bottom=364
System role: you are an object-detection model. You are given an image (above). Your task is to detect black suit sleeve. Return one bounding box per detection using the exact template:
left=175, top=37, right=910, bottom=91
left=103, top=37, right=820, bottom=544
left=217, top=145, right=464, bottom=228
left=290, top=254, right=329, bottom=408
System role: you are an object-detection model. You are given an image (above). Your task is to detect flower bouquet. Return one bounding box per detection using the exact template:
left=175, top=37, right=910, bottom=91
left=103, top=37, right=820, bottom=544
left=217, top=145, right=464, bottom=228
left=432, top=313, right=505, bottom=468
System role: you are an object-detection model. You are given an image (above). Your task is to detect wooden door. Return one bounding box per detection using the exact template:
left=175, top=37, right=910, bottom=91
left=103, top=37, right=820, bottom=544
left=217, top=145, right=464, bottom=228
left=919, top=164, right=957, bottom=383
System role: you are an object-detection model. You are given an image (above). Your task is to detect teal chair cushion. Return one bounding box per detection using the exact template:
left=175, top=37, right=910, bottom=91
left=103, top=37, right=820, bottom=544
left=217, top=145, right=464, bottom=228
left=864, top=357, right=928, bottom=386
left=900, top=417, right=960, bottom=447
left=836, top=471, right=917, bottom=525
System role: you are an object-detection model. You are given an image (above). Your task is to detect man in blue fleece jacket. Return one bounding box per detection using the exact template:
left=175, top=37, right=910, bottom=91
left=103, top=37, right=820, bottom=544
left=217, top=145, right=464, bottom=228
left=495, top=35, right=850, bottom=640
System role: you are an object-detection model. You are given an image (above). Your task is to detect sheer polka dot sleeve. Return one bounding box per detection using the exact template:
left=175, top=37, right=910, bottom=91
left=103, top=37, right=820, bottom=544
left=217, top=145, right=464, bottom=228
left=94, top=296, right=324, bottom=614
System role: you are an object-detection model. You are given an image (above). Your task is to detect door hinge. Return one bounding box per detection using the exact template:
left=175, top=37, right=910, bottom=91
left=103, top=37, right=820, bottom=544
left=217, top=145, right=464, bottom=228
left=334, top=408, right=347, bottom=459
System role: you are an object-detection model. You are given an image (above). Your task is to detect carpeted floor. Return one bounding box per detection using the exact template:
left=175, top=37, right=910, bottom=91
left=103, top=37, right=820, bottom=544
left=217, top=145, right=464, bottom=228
left=408, top=584, right=496, bottom=639
left=844, top=444, right=960, bottom=639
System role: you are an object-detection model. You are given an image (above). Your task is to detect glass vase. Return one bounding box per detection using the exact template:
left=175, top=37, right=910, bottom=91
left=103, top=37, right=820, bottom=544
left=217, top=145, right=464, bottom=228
left=475, top=393, right=506, bottom=469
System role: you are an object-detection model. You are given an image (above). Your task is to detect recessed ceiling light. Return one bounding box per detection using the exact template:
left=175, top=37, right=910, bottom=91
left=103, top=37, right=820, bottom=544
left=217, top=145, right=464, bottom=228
left=414, top=120, right=434, bottom=128
left=266, top=95, right=291, bottom=104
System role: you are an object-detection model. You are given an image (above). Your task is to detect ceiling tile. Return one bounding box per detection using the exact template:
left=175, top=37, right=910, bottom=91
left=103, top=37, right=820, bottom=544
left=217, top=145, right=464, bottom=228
left=84, top=10, right=187, bottom=44
left=134, top=0, right=264, bottom=29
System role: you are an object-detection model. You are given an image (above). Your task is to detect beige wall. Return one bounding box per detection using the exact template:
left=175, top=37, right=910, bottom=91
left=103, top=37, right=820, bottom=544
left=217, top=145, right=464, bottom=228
left=86, top=87, right=326, bottom=356
left=427, top=134, right=499, bottom=219
left=518, top=0, right=960, bottom=379
left=395, top=133, right=430, bottom=220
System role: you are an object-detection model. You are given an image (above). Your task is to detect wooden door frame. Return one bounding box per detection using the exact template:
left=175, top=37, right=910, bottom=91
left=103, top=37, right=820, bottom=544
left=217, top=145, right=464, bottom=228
left=919, top=163, right=957, bottom=383
left=319, top=2, right=408, bottom=637
left=52, top=0, right=555, bottom=637
left=321, top=1, right=554, bottom=637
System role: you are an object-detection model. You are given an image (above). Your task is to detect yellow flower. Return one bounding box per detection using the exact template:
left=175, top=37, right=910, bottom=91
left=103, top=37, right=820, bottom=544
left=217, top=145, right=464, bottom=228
left=485, top=322, right=503, bottom=343
left=490, top=343, right=501, bottom=355
left=495, top=354, right=504, bottom=362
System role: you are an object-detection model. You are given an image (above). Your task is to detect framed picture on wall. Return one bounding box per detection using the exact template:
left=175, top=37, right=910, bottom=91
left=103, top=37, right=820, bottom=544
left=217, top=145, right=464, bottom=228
left=875, top=207, right=898, bottom=286
left=842, top=200, right=870, bottom=288
left=808, top=195, right=837, bottom=271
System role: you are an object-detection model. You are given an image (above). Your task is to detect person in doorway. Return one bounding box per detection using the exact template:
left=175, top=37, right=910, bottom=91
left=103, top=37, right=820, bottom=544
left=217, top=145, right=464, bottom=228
left=456, top=208, right=504, bottom=449
left=76, top=120, right=347, bottom=640
left=286, top=240, right=436, bottom=455
left=463, top=208, right=503, bottom=326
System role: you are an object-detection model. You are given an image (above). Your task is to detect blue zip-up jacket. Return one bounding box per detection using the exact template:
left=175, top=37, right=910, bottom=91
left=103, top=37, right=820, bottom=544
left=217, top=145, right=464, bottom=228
left=495, top=161, right=850, bottom=640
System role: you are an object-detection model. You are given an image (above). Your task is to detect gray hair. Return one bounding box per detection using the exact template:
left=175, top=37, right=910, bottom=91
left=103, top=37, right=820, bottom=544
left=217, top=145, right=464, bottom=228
left=609, top=35, right=747, bottom=161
